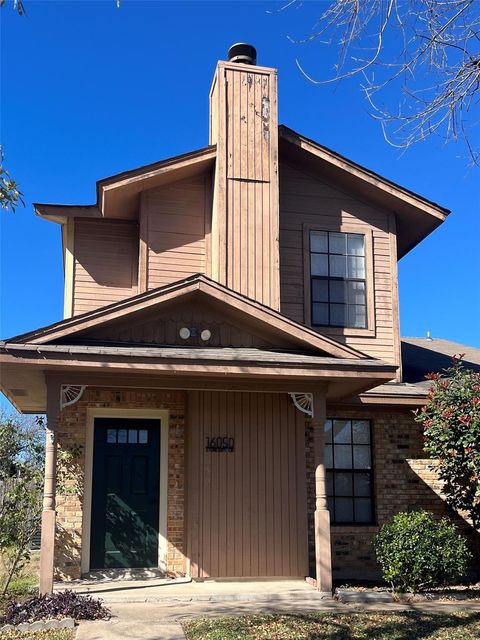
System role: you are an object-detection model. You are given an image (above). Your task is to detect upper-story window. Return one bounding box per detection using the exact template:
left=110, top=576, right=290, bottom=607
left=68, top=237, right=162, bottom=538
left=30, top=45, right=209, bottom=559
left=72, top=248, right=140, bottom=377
left=310, top=230, right=367, bottom=329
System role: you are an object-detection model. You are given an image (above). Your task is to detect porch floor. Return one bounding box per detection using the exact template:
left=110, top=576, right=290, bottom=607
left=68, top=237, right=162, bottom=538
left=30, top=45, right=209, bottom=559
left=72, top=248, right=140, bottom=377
left=54, top=577, right=330, bottom=604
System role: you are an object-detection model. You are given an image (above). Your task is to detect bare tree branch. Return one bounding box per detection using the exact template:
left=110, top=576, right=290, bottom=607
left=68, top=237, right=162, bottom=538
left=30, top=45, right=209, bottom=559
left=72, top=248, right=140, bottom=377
left=285, top=0, right=480, bottom=164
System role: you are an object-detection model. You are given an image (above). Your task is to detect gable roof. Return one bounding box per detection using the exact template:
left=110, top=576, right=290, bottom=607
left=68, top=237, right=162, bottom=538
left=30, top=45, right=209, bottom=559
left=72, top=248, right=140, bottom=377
left=5, top=274, right=367, bottom=360
left=278, top=125, right=449, bottom=258
left=35, top=125, right=449, bottom=261
left=402, top=337, right=480, bottom=384
left=351, top=337, right=480, bottom=406
left=34, top=145, right=216, bottom=223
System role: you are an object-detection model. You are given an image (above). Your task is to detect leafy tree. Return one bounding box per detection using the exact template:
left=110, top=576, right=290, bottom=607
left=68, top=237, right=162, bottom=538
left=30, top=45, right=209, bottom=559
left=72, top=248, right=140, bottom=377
left=0, top=414, right=43, bottom=595
left=0, top=148, right=24, bottom=213
left=414, top=357, right=480, bottom=530
left=0, top=412, right=82, bottom=595
left=284, top=1, right=480, bottom=164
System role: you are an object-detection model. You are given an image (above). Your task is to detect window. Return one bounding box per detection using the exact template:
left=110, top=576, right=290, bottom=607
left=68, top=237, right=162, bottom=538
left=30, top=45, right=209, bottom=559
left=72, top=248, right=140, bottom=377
left=310, top=230, right=367, bottom=328
left=325, top=419, right=374, bottom=524
left=106, top=428, right=148, bottom=444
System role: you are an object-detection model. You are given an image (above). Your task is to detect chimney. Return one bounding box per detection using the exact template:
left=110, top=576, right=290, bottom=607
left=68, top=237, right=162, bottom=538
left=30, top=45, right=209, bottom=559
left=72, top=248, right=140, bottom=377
left=208, top=44, right=280, bottom=310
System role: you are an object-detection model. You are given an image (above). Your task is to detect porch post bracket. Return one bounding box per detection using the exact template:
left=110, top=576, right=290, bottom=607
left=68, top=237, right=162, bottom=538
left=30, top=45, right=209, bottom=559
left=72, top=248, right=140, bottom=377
left=60, top=384, right=87, bottom=409
left=289, top=392, right=313, bottom=417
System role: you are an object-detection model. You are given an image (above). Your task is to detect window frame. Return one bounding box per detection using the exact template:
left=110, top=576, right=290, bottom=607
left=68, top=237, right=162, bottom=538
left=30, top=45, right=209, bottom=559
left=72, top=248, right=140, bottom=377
left=325, top=418, right=376, bottom=527
left=303, top=223, right=375, bottom=337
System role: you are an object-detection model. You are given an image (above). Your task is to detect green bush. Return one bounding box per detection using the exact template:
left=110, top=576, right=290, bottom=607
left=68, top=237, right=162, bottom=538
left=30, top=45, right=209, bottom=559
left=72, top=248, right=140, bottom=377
left=374, top=510, right=471, bottom=592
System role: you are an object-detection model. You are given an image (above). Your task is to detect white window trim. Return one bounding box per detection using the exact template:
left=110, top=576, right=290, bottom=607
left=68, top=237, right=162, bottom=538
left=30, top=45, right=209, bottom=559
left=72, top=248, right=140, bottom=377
left=81, top=408, right=169, bottom=575
left=303, top=223, right=376, bottom=337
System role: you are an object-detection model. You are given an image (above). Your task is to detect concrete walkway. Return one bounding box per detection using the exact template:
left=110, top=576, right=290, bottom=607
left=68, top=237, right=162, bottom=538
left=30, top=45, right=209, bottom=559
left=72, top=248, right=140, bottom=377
left=64, top=577, right=330, bottom=604
left=71, top=579, right=480, bottom=640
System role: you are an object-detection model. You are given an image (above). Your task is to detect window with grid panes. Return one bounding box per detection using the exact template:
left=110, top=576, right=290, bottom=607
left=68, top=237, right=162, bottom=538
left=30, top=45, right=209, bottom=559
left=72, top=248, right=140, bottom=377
left=325, top=419, right=374, bottom=524
left=310, top=230, right=367, bottom=328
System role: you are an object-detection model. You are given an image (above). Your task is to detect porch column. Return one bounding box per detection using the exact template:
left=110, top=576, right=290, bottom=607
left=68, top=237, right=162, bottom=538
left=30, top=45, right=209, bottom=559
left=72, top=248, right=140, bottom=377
left=39, top=380, right=60, bottom=594
left=312, top=390, right=332, bottom=592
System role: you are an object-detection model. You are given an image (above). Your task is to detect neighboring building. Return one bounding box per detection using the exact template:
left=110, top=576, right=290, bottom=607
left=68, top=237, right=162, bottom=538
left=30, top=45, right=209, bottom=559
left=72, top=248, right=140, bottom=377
left=1, top=44, right=477, bottom=593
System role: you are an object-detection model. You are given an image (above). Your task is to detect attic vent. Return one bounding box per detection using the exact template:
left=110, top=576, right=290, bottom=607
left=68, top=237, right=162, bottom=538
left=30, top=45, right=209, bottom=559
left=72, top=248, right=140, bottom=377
left=227, top=43, right=256, bottom=66
left=10, top=388, right=27, bottom=397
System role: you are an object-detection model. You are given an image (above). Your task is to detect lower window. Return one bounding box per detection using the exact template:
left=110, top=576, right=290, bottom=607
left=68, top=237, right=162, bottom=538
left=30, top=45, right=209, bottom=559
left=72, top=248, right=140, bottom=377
left=325, top=418, right=374, bottom=524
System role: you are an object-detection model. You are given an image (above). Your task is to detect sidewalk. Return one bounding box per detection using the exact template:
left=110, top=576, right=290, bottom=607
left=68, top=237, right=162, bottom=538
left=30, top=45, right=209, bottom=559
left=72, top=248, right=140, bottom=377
left=73, top=579, right=480, bottom=640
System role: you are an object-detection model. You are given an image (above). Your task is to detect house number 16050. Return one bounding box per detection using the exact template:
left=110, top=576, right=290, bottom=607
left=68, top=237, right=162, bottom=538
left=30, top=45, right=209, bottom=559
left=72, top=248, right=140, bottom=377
left=205, top=436, right=235, bottom=452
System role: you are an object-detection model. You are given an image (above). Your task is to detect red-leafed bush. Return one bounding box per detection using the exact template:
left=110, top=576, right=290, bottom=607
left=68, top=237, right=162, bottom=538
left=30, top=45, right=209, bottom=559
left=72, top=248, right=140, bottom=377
left=414, top=357, right=480, bottom=530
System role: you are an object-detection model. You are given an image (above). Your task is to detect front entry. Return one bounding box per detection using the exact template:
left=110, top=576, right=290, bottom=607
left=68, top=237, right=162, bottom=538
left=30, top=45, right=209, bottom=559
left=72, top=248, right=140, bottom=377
left=90, top=418, right=160, bottom=570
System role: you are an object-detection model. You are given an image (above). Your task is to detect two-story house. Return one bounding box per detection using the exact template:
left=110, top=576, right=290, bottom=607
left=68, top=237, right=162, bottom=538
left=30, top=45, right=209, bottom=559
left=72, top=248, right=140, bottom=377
left=1, top=44, right=477, bottom=595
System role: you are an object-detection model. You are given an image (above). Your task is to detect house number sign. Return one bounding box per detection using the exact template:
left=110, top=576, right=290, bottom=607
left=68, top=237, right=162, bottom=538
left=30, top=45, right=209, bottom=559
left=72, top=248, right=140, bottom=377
left=206, top=436, right=235, bottom=453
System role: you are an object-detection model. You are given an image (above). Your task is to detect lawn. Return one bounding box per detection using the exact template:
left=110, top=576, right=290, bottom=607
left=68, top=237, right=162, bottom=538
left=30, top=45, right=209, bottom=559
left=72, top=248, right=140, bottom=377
left=183, top=611, right=480, bottom=640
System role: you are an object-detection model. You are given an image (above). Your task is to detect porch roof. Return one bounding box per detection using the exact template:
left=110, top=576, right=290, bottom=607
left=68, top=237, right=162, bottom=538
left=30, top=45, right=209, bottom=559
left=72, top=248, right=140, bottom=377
left=4, top=274, right=366, bottom=360
left=0, top=342, right=397, bottom=413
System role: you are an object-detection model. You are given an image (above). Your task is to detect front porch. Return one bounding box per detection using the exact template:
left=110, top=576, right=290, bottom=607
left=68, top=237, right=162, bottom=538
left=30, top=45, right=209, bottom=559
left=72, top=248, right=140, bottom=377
left=46, top=385, right=333, bottom=592
left=0, top=276, right=398, bottom=594
left=54, top=575, right=328, bottom=603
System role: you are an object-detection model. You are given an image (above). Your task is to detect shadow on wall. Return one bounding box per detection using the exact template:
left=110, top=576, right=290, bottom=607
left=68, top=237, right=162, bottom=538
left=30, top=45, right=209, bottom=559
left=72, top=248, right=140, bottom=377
left=328, top=458, right=480, bottom=583
left=407, top=459, right=480, bottom=580
left=55, top=524, right=82, bottom=581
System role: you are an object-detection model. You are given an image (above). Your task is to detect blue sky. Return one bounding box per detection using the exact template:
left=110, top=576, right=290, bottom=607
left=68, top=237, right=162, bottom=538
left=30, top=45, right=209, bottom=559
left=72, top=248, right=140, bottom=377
left=1, top=1, right=479, bottom=409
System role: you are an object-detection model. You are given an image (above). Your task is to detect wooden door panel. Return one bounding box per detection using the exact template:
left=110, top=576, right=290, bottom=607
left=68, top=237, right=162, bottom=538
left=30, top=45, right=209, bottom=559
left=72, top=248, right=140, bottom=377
left=187, top=392, right=308, bottom=578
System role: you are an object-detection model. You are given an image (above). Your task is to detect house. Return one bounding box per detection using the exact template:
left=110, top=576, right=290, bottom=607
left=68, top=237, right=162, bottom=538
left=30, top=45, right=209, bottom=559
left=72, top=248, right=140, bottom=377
left=1, top=43, right=476, bottom=595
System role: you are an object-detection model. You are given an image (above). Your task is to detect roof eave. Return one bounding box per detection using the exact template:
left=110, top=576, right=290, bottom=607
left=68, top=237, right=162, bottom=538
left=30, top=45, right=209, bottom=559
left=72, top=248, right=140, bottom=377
left=278, top=125, right=449, bottom=258
left=34, top=145, right=217, bottom=224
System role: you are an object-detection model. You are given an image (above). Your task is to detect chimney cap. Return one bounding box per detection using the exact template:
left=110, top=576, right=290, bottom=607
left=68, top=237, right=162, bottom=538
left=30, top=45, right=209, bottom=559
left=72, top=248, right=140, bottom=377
left=227, top=43, right=257, bottom=66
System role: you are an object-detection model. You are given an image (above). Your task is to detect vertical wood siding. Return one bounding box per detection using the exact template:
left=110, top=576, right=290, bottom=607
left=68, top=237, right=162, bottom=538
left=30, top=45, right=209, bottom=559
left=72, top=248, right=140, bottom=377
left=141, top=174, right=208, bottom=290
left=73, top=220, right=138, bottom=315
left=187, top=391, right=308, bottom=578
left=279, top=162, right=399, bottom=364
left=210, top=63, right=280, bottom=310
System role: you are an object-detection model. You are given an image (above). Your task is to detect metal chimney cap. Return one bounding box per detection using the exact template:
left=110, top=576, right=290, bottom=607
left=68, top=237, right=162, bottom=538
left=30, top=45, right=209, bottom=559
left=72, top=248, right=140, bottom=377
left=227, top=43, right=257, bottom=66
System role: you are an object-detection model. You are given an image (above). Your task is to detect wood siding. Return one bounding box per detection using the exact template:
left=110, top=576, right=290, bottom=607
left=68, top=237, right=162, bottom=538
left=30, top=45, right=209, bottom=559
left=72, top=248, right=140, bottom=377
left=279, top=162, right=400, bottom=365
left=140, top=174, right=209, bottom=291
left=73, top=220, right=138, bottom=315
left=76, top=298, right=278, bottom=349
left=187, top=391, right=308, bottom=578
left=209, top=62, right=280, bottom=310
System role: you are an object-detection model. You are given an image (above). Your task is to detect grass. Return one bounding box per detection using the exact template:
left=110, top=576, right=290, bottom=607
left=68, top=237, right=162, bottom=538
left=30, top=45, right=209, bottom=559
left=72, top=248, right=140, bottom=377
left=183, top=611, right=480, bottom=640
left=0, top=631, right=74, bottom=640
left=0, top=551, right=40, bottom=617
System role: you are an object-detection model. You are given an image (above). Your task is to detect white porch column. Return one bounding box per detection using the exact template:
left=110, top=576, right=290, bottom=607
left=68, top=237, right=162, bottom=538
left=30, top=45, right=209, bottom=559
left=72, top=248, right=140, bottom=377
left=39, top=380, right=60, bottom=594
left=312, top=390, right=332, bottom=592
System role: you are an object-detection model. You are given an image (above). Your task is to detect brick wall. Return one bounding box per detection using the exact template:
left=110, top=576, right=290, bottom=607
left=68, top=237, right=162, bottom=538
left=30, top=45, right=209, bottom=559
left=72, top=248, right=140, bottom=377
left=306, top=407, right=479, bottom=581
left=55, top=387, right=186, bottom=580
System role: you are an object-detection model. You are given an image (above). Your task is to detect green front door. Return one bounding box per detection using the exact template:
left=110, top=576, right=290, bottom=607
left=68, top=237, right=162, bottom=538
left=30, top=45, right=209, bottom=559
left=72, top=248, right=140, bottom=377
left=90, top=418, right=160, bottom=570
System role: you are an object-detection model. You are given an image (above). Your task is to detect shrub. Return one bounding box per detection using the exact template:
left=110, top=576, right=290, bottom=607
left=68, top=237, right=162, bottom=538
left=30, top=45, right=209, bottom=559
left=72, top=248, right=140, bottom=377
left=0, top=589, right=111, bottom=625
left=414, top=358, right=480, bottom=530
left=374, top=510, right=471, bottom=592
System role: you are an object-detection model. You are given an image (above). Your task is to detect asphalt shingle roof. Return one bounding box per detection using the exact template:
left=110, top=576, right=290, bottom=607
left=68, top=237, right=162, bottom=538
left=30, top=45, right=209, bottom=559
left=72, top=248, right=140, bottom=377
left=401, top=337, right=480, bottom=384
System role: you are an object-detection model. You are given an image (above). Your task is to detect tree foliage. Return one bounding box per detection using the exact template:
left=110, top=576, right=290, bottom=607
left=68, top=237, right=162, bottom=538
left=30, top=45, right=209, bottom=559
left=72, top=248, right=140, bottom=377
left=414, top=357, right=480, bottom=530
left=285, top=0, right=480, bottom=163
left=0, top=414, right=44, bottom=595
left=0, top=148, right=24, bottom=213
left=0, top=413, right=82, bottom=595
